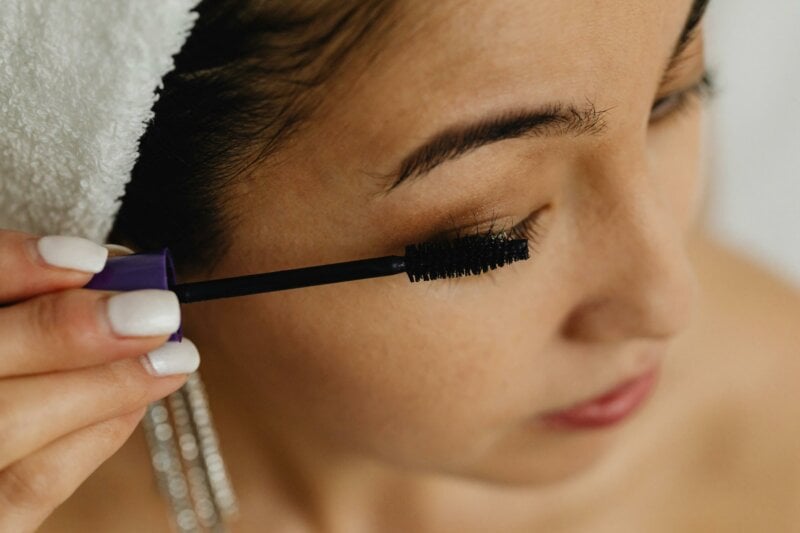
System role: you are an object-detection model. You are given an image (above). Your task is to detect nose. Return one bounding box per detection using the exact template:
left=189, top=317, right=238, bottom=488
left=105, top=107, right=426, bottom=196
left=559, top=169, right=701, bottom=343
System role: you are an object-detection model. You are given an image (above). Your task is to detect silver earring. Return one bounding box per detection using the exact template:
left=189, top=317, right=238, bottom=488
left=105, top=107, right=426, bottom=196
left=142, top=370, right=239, bottom=532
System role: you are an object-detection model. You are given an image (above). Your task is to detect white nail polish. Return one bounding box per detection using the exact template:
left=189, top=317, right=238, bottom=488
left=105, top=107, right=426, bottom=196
left=36, top=235, right=109, bottom=273
left=106, top=289, right=181, bottom=337
left=103, top=243, right=136, bottom=255
left=140, top=338, right=200, bottom=376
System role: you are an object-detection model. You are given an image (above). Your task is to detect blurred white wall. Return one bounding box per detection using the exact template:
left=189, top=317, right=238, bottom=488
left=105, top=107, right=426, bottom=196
left=704, top=1, right=800, bottom=287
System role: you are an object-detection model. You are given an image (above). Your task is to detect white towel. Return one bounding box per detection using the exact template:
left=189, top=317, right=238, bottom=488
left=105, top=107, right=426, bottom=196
left=0, top=0, right=200, bottom=243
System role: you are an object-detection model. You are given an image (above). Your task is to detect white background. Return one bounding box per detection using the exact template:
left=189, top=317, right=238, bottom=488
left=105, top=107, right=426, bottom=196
left=704, top=1, right=800, bottom=287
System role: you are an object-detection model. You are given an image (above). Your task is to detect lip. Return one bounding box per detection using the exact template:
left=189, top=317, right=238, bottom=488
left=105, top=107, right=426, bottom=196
left=539, top=363, right=661, bottom=430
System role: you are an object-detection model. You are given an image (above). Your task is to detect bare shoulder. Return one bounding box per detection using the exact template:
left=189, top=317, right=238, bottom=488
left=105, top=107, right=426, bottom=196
left=687, top=230, right=800, bottom=375
left=677, top=230, right=800, bottom=529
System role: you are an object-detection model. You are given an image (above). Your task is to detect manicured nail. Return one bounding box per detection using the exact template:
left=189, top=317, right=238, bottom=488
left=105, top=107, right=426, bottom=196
left=105, top=289, right=181, bottom=337
left=35, top=235, right=109, bottom=273
left=103, top=243, right=136, bottom=255
left=140, top=337, right=200, bottom=376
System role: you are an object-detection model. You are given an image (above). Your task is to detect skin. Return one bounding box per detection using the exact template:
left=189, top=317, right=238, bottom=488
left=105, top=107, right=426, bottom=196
left=39, top=0, right=800, bottom=531
left=191, top=0, right=703, bottom=489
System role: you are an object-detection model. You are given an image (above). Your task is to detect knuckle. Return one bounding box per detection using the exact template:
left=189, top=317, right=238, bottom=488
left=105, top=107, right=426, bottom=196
left=93, top=411, right=144, bottom=446
left=0, top=396, right=28, bottom=471
left=96, top=359, right=151, bottom=410
left=0, top=404, right=15, bottom=467
left=31, top=293, right=60, bottom=339
left=29, top=291, right=102, bottom=352
left=0, top=460, right=59, bottom=511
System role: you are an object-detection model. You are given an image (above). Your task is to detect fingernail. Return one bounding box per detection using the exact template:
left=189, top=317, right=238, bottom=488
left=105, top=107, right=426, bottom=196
left=103, top=243, right=136, bottom=255
left=140, top=337, right=200, bottom=376
left=105, top=289, right=181, bottom=337
left=35, top=235, right=109, bottom=273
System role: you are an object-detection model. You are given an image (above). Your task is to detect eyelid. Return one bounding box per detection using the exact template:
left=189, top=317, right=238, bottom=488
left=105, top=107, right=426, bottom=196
left=435, top=208, right=511, bottom=241
left=650, top=69, right=715, bottom=123
left=438, top=206, right=548, bottom=247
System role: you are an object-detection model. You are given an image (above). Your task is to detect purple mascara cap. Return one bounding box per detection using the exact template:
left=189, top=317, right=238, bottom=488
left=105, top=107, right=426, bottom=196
left=83, top=247, right=183, bottom=342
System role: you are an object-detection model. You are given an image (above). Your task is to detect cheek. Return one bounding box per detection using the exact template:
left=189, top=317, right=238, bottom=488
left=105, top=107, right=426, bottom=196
left=648, top=110, right=706, bottom=231
left=188, top=270, right=557, bottom=466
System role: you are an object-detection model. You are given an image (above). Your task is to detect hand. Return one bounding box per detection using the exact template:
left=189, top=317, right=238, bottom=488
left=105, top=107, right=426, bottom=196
left=0, top=229, right=200, bottom=532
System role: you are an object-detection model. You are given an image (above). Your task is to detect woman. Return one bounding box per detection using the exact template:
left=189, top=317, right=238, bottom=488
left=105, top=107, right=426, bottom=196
left=3, top=0, right=799, bottom=531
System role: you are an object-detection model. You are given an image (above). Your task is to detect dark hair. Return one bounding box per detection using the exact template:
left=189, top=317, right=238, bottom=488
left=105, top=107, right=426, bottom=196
left=108, top=0, right=395, bottom=279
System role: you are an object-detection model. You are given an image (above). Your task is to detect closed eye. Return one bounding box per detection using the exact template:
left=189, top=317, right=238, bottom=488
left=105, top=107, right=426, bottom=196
left=650, top=70, right=715, bottom=123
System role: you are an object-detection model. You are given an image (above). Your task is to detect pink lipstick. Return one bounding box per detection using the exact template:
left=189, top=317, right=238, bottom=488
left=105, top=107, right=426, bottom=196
left=540, top=364, right=661, bottom=430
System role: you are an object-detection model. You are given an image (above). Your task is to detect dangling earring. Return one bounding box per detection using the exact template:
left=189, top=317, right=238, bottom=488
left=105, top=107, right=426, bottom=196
left=142, top=369, right=239, bottom=532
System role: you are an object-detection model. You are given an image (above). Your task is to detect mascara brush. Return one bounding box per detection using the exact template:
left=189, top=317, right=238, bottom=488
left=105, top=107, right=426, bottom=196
left=172, top=232, right=529, bottom=303
left=84, top=232, right=529, bottom=340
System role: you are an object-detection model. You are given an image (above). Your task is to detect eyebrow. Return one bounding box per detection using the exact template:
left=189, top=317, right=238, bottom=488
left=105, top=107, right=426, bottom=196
left=378, top=0, right=711, bottom=193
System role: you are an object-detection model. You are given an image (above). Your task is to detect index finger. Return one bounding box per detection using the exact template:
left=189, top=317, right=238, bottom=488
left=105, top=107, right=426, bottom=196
left=0, top=230, right=109, bottom=306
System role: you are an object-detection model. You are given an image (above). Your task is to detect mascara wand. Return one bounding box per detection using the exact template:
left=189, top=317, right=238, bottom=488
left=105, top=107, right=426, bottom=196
left=173, top=233, right=529, bottom=303
left=84, top=232, right=529, bottom=340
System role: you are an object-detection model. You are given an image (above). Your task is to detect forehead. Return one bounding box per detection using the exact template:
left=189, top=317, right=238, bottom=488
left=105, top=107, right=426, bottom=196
left=389, top=2, right=673, bottom=93
left=281, top=0, right=693, bottom=192
left=340, top=1, right=688, bottom=103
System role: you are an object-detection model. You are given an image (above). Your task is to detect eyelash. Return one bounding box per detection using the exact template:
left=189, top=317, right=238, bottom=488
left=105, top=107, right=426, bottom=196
left=438, top=72, right=714, bottom=283
left=501, top=211, right=545, bottom=252
left=443, top=209, right=546, bottom=267
left=649, top=70, right=715, bottom=123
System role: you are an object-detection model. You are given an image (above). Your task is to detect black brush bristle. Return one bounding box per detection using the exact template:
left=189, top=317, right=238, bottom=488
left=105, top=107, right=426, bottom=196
left=404, top=233, right=530, bottom=282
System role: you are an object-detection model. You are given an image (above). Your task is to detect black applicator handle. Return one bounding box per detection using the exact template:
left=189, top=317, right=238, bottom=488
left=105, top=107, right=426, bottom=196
left=85, top=234, right=527, bottom=307
left=171, top=255, right=407, bottom=303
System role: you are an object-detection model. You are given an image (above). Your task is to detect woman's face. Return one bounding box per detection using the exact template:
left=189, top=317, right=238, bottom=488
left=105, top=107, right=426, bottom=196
left=182, top=0, right=706, bottom=485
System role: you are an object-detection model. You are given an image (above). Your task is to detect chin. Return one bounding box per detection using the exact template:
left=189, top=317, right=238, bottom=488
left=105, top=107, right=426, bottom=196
left=453, top=426, right=623, bottom=488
